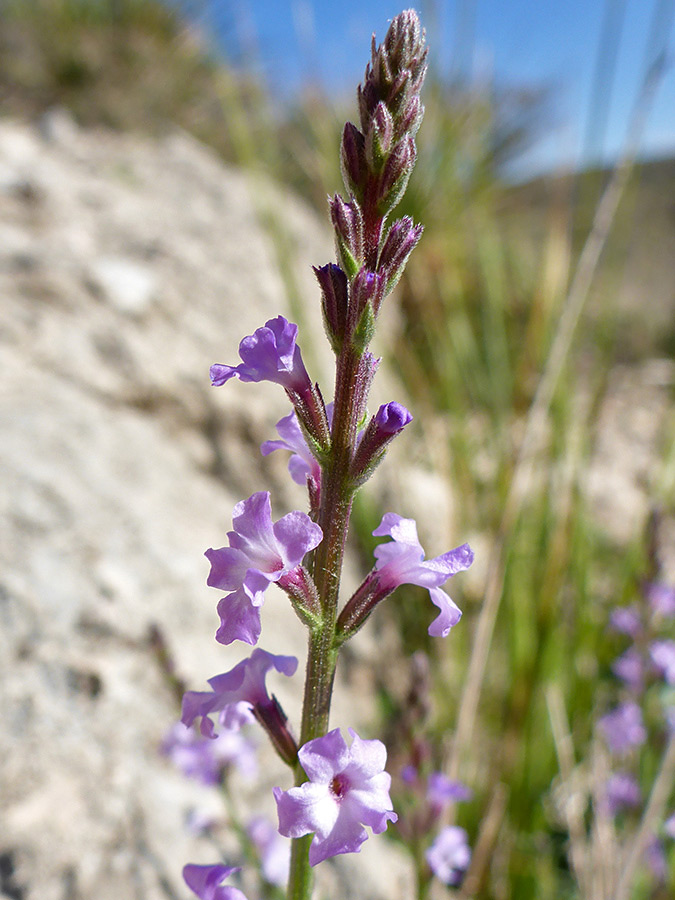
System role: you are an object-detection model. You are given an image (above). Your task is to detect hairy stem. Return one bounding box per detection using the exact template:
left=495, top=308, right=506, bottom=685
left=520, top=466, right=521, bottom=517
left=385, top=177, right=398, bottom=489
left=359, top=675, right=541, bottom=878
left=286, top=346, right=363, bottom=899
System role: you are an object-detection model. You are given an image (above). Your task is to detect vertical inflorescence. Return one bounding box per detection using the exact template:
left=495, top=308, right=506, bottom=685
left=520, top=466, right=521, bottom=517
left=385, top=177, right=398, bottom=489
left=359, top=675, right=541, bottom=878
left=177, top=12, right=475, bottom=900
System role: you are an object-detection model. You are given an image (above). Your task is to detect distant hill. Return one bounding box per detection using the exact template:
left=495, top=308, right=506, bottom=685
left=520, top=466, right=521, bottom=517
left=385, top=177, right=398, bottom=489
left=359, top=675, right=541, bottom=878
left=503, top=157, right=675, bottom=357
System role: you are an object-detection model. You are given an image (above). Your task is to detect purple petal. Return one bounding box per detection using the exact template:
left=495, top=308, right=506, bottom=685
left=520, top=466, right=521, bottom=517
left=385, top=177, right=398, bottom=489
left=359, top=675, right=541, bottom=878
left=308, top=807, right=369, bottom=865
left=427, top=544, right=475, bottom=577
left=612, top=648, right=644, bottom=689
left=210, top=364, right=238, bottom=386
left=647, top=582, right=675, bottom=617
left=426, top=826, right=471, bottom=885
left=345, top=790, right=397, bottom=833
left=603, top=772, right=641, bottom=815
left=210, top=316, right=310, bottom=392
left=373, top=513, right=420, bottom=544
left=247, top=816, right=290, bottom=886
left=228, top=493, right=280, bottom=569
left=208, top=649, right=298, bottom=707
left=274, top=782, right=337, bottom=839
left=205, top=547, right=251, bottom=591
left=216, top=590, right=263, bottom=646
left=428, top=588, right=462, bottom=636
left=344, top=729, right=388, bottom=780
left=665, top=813, right=675, bottom=838
left=298, top=728, right=350, bottom=783
left=599, top=702, right=647, bottom=754
left=182, top=864, right=248, bottom=900
left=272, top=512, right=323, bottom=568
left=181, top=691, right=219, bottom=730
left=427, top=773, right=472, bottom=809
left=650, top=640, right=675, bottom=684
left=608, top=605, right=642, bottom=637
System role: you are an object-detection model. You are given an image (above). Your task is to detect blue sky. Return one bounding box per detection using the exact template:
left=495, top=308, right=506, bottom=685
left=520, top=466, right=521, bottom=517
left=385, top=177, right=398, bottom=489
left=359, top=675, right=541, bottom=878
left=204, top=1, right=675, bottom=177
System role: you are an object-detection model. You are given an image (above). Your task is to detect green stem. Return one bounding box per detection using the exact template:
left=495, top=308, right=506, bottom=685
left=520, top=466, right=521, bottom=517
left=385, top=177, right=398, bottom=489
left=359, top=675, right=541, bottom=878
left=285, top=346, right=363, bottom=900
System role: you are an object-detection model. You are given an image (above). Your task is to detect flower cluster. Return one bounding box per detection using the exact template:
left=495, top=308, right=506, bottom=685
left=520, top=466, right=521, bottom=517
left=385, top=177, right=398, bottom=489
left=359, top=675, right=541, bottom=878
left=598, top=578, right=675, bottom=877
left=179, top=10, right=475, bottom=898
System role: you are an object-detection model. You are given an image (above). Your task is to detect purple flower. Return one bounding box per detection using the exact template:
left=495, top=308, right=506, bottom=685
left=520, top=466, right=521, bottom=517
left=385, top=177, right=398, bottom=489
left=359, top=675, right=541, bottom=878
left=650, top=640, right=675, bottom=684
left=602, top=772, right=641, bottom=815
left=647, top=582, right=675, bottom=617
left=185, top=809, right=219, bottom=835
left=426, top=826, right=471, bottom=886
left=372, top=514, right=474, bottom=637
left=612, top=648, right=645, bottom=690
left=182, top=649, right=297, bottom=738
left=210, top=316, right=311, bottom=394
left=261, top=404, right=334, bottom=488
left=182, top=864, right=248, bottom=900
left=426, top=773, right=472, bottom=813
left=400, top=764, right=418, bottom=785
left=274, top=727, right=397, bottom=866
left=247, top=816, right=290, bottom=886
left=206, top=491, right=322, bottom=645
left=665, top=812, right=675, bottom=838
left=599, top=702, right=647, bottom=754
left=608, top=605, right=642, bottom=637
left=645, top=837, right=667, bottom=881
left=161, top=722, right=257, bottom=784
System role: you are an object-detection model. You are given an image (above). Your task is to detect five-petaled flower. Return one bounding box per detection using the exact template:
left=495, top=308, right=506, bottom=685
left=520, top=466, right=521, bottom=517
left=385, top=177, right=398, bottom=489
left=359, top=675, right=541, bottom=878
left=372, top=513, right=473, bottom=636
left=162, top=721, right=257, bottom=783
left=425, top=825, right=471, bottom=886
left=182, top=864, right=248, bottom=900
left=602, top=772, right=642, bottom=816
left=599, top=702, right=647, bottom=754
left=206, top=491, right=322, bottom=645
left=181, top=649, right=297, bottom=739
left=247, top=816, right=291, bottom=886
left=650, top=640, right=675, bottom=684
left=274, top=727, right=397, bottom=865
left=210, top=316, right=311, bottom=394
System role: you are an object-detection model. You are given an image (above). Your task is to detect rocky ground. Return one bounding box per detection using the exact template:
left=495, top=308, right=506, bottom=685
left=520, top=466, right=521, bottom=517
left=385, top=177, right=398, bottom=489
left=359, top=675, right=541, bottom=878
left=0, top=112, right=412, bottom=900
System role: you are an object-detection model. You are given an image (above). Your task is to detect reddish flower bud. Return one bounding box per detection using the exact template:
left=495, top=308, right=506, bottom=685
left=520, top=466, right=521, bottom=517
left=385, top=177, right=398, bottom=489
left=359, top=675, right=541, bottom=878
left=397, top=94, right=424, bottom=139
left=350, top=402, right=413, bottom=487
left=348, top=267, right=382, bottom=335
left=329, top=194, right=364, bottom=278
left=314, top=263, right=348, bottom=352
left=377, top=136, right=416, bottom=214
left=340, top=123, right=367, bottom=200
left=378, top=216, right=423, bottom=294
left=365, top=102, right=394, bottom=173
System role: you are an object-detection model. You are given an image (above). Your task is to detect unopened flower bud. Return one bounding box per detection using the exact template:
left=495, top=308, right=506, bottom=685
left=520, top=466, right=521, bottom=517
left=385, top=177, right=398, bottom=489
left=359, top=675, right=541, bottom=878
left=350, top=401, right=412, bottom=486
left=374, top=400, right=413, bottom=433
left=366, top=102, right=394, bottom=173
left=314, top=263, right=348, bottom=352
left=347, top=268, right=383, bottom=349
left=378, top=216, right=423, bottom=294
left=397, top=94, right=424, bottom=139
left=340, top=122, right=367, bottom=200
left=377, top=136, right=416, bottom=215
left=329, top=195, right=364, bottom=278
